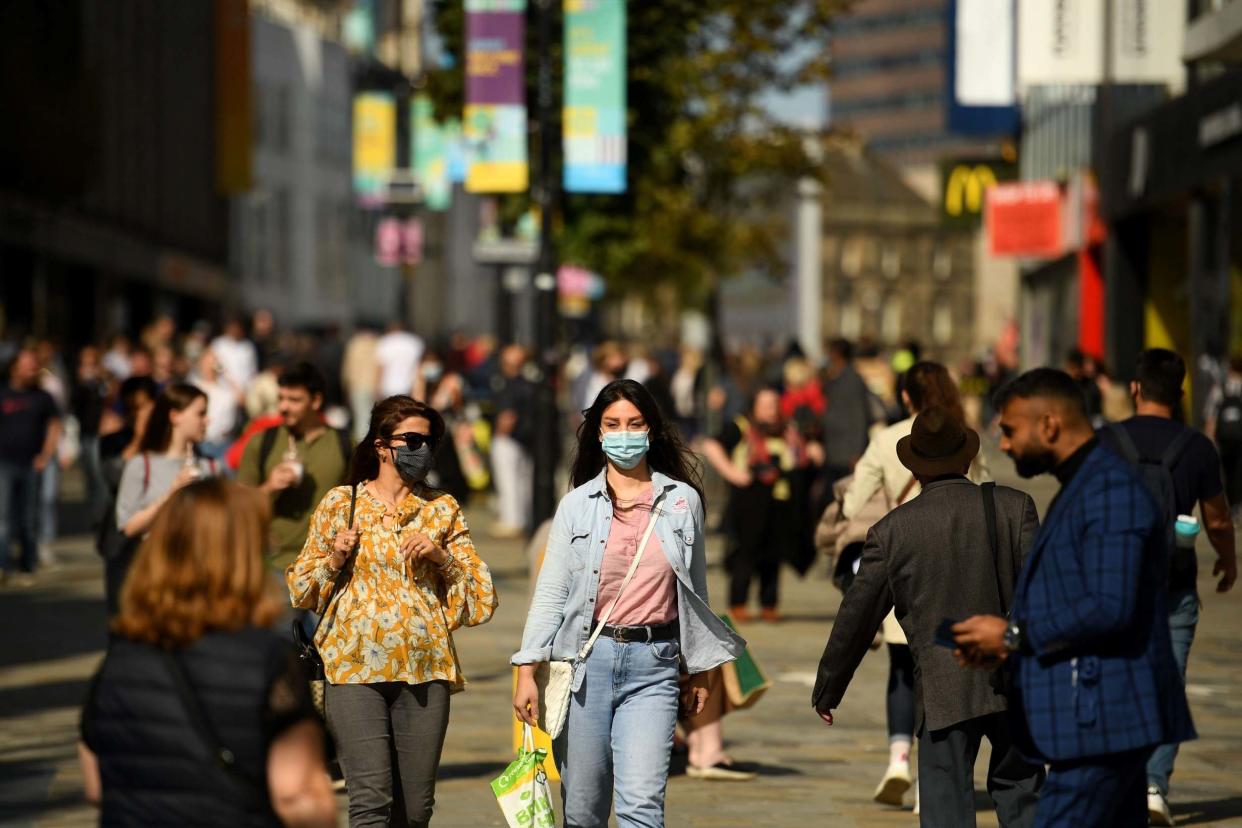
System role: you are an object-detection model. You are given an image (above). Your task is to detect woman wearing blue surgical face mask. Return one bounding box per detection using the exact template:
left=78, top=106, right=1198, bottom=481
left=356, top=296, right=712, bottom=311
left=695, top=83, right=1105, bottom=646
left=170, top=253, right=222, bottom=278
left=288, top=395, right=497, bottom=828
left=512, top=380, right=747, bottom=827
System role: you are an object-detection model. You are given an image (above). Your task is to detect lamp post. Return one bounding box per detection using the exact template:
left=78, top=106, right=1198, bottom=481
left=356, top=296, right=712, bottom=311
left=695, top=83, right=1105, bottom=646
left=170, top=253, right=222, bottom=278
left=530, top=0, right=560, bottom=531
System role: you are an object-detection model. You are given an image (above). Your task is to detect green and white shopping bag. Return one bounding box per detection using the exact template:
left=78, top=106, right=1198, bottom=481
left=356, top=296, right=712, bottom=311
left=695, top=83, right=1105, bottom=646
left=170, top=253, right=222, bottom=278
left=491, top=724, right=555, bottom=827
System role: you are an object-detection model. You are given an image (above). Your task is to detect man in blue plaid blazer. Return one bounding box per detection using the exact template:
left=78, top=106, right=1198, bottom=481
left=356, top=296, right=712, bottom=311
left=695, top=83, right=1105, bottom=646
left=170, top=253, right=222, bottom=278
left=954, top=369, right=1195, bottom=828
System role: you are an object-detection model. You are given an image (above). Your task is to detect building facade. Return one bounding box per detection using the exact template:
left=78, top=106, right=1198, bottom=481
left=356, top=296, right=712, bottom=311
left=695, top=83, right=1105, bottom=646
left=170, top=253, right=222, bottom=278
left=827, top=0, right=1009, bottom=173
left=0, top=1, right=234, bottom=347
left=1101, top=0, right=1242, bottom=420
left=819, top=140, right=976, bottom=367
left=1009, top=0, right=1190, bottom=383
left=235, top=13, right=402, bottom=331
left=827, top=0, right=1018, bottom=359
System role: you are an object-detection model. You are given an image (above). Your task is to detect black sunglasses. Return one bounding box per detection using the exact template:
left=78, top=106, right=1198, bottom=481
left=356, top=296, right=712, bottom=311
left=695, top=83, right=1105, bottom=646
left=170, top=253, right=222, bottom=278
left=388, top=432, right=436, bottom=450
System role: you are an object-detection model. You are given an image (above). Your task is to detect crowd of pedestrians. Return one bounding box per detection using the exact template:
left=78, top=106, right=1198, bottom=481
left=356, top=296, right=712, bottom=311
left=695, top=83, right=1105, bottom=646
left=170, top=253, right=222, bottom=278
left=1, top=309, right=1238, bottom=827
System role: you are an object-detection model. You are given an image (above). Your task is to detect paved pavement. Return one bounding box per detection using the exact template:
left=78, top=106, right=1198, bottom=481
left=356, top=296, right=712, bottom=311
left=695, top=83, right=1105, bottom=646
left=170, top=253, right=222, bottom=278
left=4, top=449, right=1242, bottom=826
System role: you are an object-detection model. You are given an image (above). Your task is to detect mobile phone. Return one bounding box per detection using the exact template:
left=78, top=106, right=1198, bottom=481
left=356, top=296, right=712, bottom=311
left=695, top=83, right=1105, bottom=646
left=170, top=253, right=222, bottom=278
left=934, top=618, right=960, bottom=649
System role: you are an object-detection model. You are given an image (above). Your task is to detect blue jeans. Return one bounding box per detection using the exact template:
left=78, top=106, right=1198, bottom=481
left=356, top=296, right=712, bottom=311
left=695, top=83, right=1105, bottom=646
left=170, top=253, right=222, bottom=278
left=0, top=462, right=40, bottom=573
left=38, top=458, right=59, bottom=545
left=1038, top=747, right=1153, bottom=827
left=1147, top=588, right=1199, bottom=795
left=553, top=636, right=682, bottom=828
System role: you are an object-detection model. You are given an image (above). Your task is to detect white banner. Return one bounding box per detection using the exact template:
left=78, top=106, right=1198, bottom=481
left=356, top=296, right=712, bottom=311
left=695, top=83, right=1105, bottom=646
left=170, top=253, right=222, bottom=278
left=956, top=0, right=1016, bottom=106
left=1018, top=0, right=1105, bottom=87
left=1110, top=0, right=1185, bottom=84
left=1018, top=0, right=1186, bottom=89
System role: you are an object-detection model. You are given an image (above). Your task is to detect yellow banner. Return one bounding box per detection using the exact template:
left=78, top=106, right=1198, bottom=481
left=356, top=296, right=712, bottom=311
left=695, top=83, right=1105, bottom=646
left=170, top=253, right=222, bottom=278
left=354, top=93, right=396, bottom=204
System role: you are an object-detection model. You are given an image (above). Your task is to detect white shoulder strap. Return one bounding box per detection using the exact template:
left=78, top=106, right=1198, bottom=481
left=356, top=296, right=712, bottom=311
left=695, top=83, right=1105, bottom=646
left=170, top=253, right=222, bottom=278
left=576, top=490, right=667, bottom=661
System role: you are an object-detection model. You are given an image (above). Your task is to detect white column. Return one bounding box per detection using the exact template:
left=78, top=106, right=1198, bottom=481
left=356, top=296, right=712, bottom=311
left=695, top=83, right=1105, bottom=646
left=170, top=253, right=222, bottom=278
left=795, top=175, right=823, bottom=361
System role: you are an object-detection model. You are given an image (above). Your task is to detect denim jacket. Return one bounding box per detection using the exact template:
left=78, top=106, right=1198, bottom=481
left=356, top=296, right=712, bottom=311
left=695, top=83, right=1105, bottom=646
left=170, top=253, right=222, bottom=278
left=512, top=470, right=746, bottom=689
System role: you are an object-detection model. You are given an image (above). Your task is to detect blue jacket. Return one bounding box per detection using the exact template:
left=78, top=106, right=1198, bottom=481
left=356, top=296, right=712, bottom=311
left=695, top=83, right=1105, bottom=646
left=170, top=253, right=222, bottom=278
left=512, top=470, right=746, bottom=688
left=1010, top=446, right=1196, bottom=762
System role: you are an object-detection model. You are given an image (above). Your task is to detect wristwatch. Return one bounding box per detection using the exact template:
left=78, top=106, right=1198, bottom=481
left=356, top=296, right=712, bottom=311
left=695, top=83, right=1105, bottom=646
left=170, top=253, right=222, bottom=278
left=1003, top=620, right=1024, bottom=653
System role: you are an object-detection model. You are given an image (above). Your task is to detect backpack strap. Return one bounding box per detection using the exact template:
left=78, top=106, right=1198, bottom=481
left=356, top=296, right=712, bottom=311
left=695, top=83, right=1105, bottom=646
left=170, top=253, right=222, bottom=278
left=258, top=426, right=279, bottom=474
left=141, top=452, right=150, bottom=495
left=1159, top=428, right=1196, bottom=471
left=981, top=482, right=1007, bottom=616
left=1107, top=423, right=1142, bottom=465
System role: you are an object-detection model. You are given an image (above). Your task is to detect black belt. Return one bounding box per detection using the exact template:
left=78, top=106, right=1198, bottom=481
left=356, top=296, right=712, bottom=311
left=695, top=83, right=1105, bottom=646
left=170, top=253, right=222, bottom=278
left=595, top=620, right=679, bottom=643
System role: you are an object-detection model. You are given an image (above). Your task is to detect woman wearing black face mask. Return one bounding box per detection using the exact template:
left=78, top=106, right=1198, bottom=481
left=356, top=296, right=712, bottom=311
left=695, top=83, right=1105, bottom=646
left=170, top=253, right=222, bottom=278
left=288, top=395, right=497, bottom=828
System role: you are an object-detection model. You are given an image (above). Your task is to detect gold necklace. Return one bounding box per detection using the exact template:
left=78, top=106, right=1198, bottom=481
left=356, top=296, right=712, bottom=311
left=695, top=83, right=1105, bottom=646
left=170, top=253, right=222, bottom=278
left=367, top=483, right=405, bottom=530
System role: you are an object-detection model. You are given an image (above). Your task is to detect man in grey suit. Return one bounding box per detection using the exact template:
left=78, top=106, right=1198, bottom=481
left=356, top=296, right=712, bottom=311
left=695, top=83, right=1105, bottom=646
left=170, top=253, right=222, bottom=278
left=812, top=406, right=1045, bottom=826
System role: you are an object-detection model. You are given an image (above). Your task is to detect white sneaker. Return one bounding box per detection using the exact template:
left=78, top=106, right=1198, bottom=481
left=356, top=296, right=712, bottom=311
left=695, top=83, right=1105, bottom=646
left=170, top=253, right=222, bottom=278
left=38, top=543, right=58, bottom=568
left=1148, top=786, right=1173, bottom=826
left=873, top=761, right=912, bottom=806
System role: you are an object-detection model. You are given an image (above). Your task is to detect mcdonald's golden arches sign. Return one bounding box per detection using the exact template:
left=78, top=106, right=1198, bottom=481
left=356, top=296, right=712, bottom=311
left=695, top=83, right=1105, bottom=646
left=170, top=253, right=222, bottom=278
left=939, top=159, right=1017, bottom=226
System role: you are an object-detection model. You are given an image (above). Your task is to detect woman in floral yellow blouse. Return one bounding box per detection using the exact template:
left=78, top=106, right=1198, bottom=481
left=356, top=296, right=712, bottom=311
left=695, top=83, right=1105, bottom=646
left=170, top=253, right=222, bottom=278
left=288, top=395, right=496, bottom=828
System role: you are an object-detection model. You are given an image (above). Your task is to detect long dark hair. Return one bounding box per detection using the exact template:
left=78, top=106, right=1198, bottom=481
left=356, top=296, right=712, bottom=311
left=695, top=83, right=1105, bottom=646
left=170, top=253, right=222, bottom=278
left=904, top=362, right=965, bottom=423
left=571, top=379, right=705, bottom=505
left=138, top=383, right=206, bottom=454
left=348, top=395, right=446, bottom=485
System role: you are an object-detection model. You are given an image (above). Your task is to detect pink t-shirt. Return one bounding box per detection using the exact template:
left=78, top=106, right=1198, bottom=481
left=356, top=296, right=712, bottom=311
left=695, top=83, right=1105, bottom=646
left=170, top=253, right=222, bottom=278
left=593, top=490, right=679, bottom=627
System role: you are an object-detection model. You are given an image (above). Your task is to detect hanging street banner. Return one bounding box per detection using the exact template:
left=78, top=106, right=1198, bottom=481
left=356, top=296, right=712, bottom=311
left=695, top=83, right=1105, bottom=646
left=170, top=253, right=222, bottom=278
left=464, top=0, right=528, bottom=193
left=413, top=96, right=454, bottom=211
left=342, top=0, right=376, bottom=56
left=446, top=120, right=467, bottom=183
left=1017, top=0, right=1185, bottom=89
left=375, top=217, right=424, bottom=267
left=563, top=0, right=626, bottom=193
left=353, top=92, right=396, bottom=207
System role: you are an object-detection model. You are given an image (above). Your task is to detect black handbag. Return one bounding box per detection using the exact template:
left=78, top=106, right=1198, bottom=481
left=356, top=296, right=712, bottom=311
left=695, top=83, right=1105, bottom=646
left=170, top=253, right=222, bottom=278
left=981, top=482, right=1014, bottom=695
left=292, top=484, right=357, bottom=685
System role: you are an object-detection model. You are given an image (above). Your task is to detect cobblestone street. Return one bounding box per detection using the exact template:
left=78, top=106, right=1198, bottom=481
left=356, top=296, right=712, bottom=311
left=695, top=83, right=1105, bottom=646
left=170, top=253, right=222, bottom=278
left=4, top=452, right=1242, bottom=827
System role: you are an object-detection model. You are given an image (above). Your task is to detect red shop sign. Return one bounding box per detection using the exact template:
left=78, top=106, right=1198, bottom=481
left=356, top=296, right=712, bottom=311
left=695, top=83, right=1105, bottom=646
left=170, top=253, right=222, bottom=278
left=986, top=181, right=1063, bottom=258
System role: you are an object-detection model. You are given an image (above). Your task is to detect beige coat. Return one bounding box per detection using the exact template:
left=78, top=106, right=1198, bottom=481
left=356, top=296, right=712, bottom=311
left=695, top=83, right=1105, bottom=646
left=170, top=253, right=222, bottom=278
left=840, top=416, right=991, bottom=644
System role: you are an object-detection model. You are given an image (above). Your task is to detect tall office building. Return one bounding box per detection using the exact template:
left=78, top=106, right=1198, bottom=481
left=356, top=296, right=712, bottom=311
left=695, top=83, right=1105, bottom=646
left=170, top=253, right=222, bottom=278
left=825, top=0, right=1023, bottom=358
left=828, top=0, right=1005, bottom=177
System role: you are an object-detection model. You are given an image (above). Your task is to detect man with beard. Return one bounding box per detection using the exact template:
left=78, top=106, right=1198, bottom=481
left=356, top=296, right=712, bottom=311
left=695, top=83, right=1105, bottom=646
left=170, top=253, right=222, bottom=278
left=703, top=387, right=823, bottom=622
left=812, top=407, right=1044, bottom=826
left=953, top=368, right=1195, bottom=827
left=238, top=362, right=351, bottom=571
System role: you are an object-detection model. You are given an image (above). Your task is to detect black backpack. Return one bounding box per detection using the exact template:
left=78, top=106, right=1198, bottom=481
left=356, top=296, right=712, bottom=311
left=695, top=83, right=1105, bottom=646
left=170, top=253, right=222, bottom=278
left=1106, top=424, right=1195, bottom=581
left=1216, top=384, right=1242, bottom=445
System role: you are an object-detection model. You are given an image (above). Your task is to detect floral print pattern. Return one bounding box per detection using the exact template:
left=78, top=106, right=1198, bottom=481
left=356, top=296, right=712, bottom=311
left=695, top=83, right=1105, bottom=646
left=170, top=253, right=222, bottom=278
left=287, top=485, right=497, bottom=689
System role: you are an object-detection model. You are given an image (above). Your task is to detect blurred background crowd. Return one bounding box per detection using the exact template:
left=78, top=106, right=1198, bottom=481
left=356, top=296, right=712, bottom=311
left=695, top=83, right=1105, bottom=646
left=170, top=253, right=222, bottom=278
left=2, top=306, right=1185, bottom=580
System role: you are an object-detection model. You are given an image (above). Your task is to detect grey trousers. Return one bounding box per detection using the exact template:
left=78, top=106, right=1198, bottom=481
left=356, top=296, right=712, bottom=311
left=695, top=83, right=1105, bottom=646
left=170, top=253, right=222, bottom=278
left=326, top=681, right=451, bottom=828
left=918, top=712, right=1045, bottom=828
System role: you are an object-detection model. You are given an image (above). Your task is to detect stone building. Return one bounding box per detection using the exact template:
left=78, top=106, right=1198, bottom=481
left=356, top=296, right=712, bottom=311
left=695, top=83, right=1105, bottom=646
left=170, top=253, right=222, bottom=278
left=819, top=139, right=976, bottom=367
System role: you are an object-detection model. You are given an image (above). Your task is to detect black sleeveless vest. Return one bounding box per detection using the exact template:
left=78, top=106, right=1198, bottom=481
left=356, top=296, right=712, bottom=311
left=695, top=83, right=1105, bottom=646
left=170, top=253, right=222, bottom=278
left=82, top=628, right=295, bottom=827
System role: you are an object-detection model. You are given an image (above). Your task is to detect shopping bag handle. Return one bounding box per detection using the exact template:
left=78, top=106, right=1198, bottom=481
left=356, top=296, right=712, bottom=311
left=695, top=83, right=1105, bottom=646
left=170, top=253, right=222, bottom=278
left=522, top=722, right=535, bottom=754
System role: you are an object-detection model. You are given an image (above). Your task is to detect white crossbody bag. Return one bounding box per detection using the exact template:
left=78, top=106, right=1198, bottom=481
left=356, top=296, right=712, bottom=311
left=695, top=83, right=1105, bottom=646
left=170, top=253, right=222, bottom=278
left=535, top=492, right=667, bottom=738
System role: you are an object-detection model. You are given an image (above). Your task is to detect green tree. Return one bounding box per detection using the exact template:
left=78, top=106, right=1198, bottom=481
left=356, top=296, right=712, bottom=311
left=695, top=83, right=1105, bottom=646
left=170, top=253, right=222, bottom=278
left=425, top=0, right=844, bottom=307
